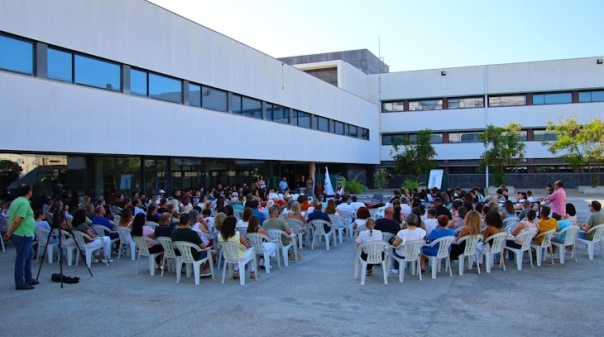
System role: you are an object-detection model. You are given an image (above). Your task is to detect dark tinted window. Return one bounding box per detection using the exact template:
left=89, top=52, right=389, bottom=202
left=130, top=68, right=147, bottom=96
left=47, top=47, right=72, bottom=82
left=0, top=34, right=34, bottom=75
left=334, top=121, right=345, bottom=135
left=242, top=96, right=262, bottom=119
left=74, top=54, right=120, bottom=91
left=149, top=73, right=181, bottom=103
left=273, top=105, right=289, bottom=124
left=533, top=92, right=571, bottom=105
left=188, top=83, right=201, bottom=107
left=348, top=125, right=358, bottom=138
left=578, top=90, right=604, bottom=103
left=316, top=116, right=329, bottom=132
left=231, top=94, right=242, bottom=115
left=296, top=111, right=311, bottom=128
left=202, top=86, right=227, bottom=112
left=361, top=128, right=370, bottom=140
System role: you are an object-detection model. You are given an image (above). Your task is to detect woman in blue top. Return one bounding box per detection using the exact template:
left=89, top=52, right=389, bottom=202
left=420, top=215, right=454, bottom=271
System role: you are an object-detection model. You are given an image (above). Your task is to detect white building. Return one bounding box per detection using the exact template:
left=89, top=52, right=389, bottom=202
left=1, top=0, right=602, bottom=200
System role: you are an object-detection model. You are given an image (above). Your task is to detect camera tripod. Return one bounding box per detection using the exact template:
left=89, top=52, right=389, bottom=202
left=36, top=187, right=92, bottom=288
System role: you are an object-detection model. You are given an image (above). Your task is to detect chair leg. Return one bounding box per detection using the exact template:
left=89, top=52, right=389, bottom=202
left=360, top=261, right=367, bottom=285
left=399, top=260, right=405, bottom=283
left=193, top=262, right=200, bottom=286
left=221, top=261, right=227, bottom=284
left=382, top=261, right=388, bottom=285
left=458, top=256, right=465, bottom=276
left=431, top=258, right=437, bottom=279
left=148, top=255, right=156, bottom=276
left=238, top=262, right=246, bottom=285
left=263, top=251, right=271, bottom=273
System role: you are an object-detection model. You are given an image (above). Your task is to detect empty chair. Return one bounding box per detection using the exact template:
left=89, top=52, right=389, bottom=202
left=266, top=229, right=297, bottom=266
left=133, top=236, right=162, bottom=276
left=285, top=218, right=306, bottom=249
left=157, top=236, right=179, bottom=277
left=117, top=226, right=136, bottom=260
left=173, top=241, right=214, bottom=285
left=551, top=226, right=579, bottom=264
left=505, top=230, right=537, bottom=270
left=34, top=227, right=59, bottom=263
left=478, top=232, right=507, bottom=273
left=247, top=233, right=279, bottom=273
left=576, top=225, right=604, bottom=260
left=421, top=236, right=455, bottom=279
left=339, top=211, right=355, bottom=239
left=219, top=241, right=257, bottom=285
left=60, top=230, right=78, bottom=266
left=309, top=220, right=336, bottom=250
left=328, top=214, right=345, bottom=244
left=354, top=241, right=390, bottom=285
left=455, top=234, right=482, bottom=275
left=531, top=229, right=555, bottom=266
left=391, top=239, right=424, bottom=283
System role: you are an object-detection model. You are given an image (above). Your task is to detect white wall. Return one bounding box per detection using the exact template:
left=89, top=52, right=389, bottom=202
left=0, top=0, right=380, bottom=164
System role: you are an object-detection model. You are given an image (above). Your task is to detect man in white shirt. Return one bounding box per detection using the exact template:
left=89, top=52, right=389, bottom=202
left=400, top=197, right=412, bottom=217
left=349, top=195, right=365, bottom=213
left=336, top=195, right=355, bottom=215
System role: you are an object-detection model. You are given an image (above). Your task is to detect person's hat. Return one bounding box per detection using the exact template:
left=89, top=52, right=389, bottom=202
left=159, top=189, right=165, bottom=194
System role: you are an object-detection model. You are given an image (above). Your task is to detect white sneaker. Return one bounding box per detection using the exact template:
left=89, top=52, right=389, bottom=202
left=259, top=259, right=265, bottom=267
left=390, top=268, right=398, bottom=274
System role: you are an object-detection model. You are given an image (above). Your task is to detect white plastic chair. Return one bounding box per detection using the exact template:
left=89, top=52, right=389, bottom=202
left=157, top=236, right=179, bottom=277
left=144, top=221, right=159, bottom=229
left=353, top=224, right=367, bottom=238
left=505, top=230, right=537, bottom=270
left=71, top=231, right=104, bottom=268
left=133, top=236, right=162, bottom=276
left=60, top=230, right=77, bottom=266
left=381, top=232, right=395, bottom=244
left=309, top=220, right=336, bottom=250
left=219, top=241, right=257, bottom=285
left=247, top=233, right=279, bottom=273
left=234, top=209, right=244, bottom=220
left=34, top=227, right=59, bottom=263
left=339, top=211, right=355, bottom=239
left=354, top=241, right=389, bottom=285
left=91, top=224, right=118, bottom=253
left=503, top=217, right=520, bottom=233
left=479, top=232, right=507, bottom=273
left=530, top=229, right=555, bottom=266
left=173, top=241, right=214, bottom=285
left=551, top=226, right=579, bottom=264
left=328, top=214, right=345, bottom=244
left=266, top=229, right=297, bottom=266
left=285, top=218, right=306, bottom=249
left=421, top=236, right=455, bottom=279
left=117, top=226, right=136, bottom=260
left=455, top=234, right=482, bottom=275
left=375, top=206, right=386, bottom=220
left=391, top=239, right=424, bottom=283
left=576, top=225, right=604, bottom=260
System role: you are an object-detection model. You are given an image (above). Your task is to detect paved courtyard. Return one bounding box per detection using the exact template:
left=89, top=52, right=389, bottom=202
left=1, top=193, right=603, bottom=336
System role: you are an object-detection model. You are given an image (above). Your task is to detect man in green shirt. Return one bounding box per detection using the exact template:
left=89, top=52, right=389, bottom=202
left=4, top=184, right=37, bottom=290
left=580, top=201, right=604, bottom=240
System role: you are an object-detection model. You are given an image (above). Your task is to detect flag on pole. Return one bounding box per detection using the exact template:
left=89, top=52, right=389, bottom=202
left=324, top=166, right=335, bottom=195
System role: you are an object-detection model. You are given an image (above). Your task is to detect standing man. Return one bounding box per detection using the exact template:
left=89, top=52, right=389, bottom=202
left=546, top=180, right=566, bottom=220
left=4, top=183, right=37, bottom=290
left=279, top=177, right=289, bottom=194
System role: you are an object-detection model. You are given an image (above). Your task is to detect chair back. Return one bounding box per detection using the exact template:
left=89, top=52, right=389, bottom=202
left=117, top=226, right=134, bottom=243
left=433, top=236, right=456, bottom=259
left=172, top=241, right=202, bottom=263
left=285, top=218, right=305, bottom=234
left=234, top=209, right=244, bottom=220
left=485, top=232, right=508, bottom=254
left=309, top=220, right=331, bottom=235
left=354, top=224, right=367, bottom=238
left=111, top=205, right=123, bottom=216
left=247, top=233, right=272, bottom=252
left=515, top=230, right=537, bottom=250
left=375, top=206, right=386, bottom=220
left=559, top=225, right=579, bottom=245
left=219, top=241, right=251, bottom=263
left=381, top=232, right=395, bottom=243
left=457, top=234, right=482, bottom=256
left=357, top=241, right=389, bottom=264
left=145, top=221, right=159, bottom=229
left=91, top=225, right=108, bottom=237
left=403, top=239, right=424, bottom=262
left=34, top=227, right=51, bottom=246
left=157, top=236, right=177, bottom=258
left=504, top=217, right=520, bottom=233
left=587, top=225, right=604, bottom=243
left=60, top=229, right=73, bottom=243
left=534, top=229, right=556, bottom=248
left=328, top=214, right=344, bottom=228
left=71, top=230, right=92, bottom=247
left=133, top=236, right=156, bottom=255
left=266, top=229, right=292, bottom=248
left=339, top=211, right=354, bottom=225
left=237, top=227, right=248, bottom=239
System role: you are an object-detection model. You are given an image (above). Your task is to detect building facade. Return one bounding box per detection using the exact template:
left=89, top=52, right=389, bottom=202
left=1, top=0, right=603, bottom=202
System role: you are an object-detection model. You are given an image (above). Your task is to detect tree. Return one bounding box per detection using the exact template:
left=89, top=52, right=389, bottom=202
left=0, top=159, right=23, bottom=188
left=391, top=129, right=437, bottom=181
left=544, top=116, right=604, bottom=187
left=373, top=167, right=391, bottom=189
left=478, top=122, right=526, bottom=186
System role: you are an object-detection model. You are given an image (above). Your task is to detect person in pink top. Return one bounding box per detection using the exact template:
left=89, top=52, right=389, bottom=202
left=546, top=180, right=566, bottom=220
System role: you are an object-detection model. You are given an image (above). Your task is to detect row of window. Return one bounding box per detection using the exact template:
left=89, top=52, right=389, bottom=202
left=382, top=129, right=557, bottom=145
left=382, top=90, right=604, bottom=112
left=0, top=32, right=369, bottom=140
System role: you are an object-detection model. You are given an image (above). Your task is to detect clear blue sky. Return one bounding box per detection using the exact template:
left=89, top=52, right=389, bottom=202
left=148, top=0, right=604, bottom=72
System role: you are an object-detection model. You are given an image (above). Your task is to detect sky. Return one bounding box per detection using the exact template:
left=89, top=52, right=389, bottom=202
left=147, top=0, right=604, bottom=72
